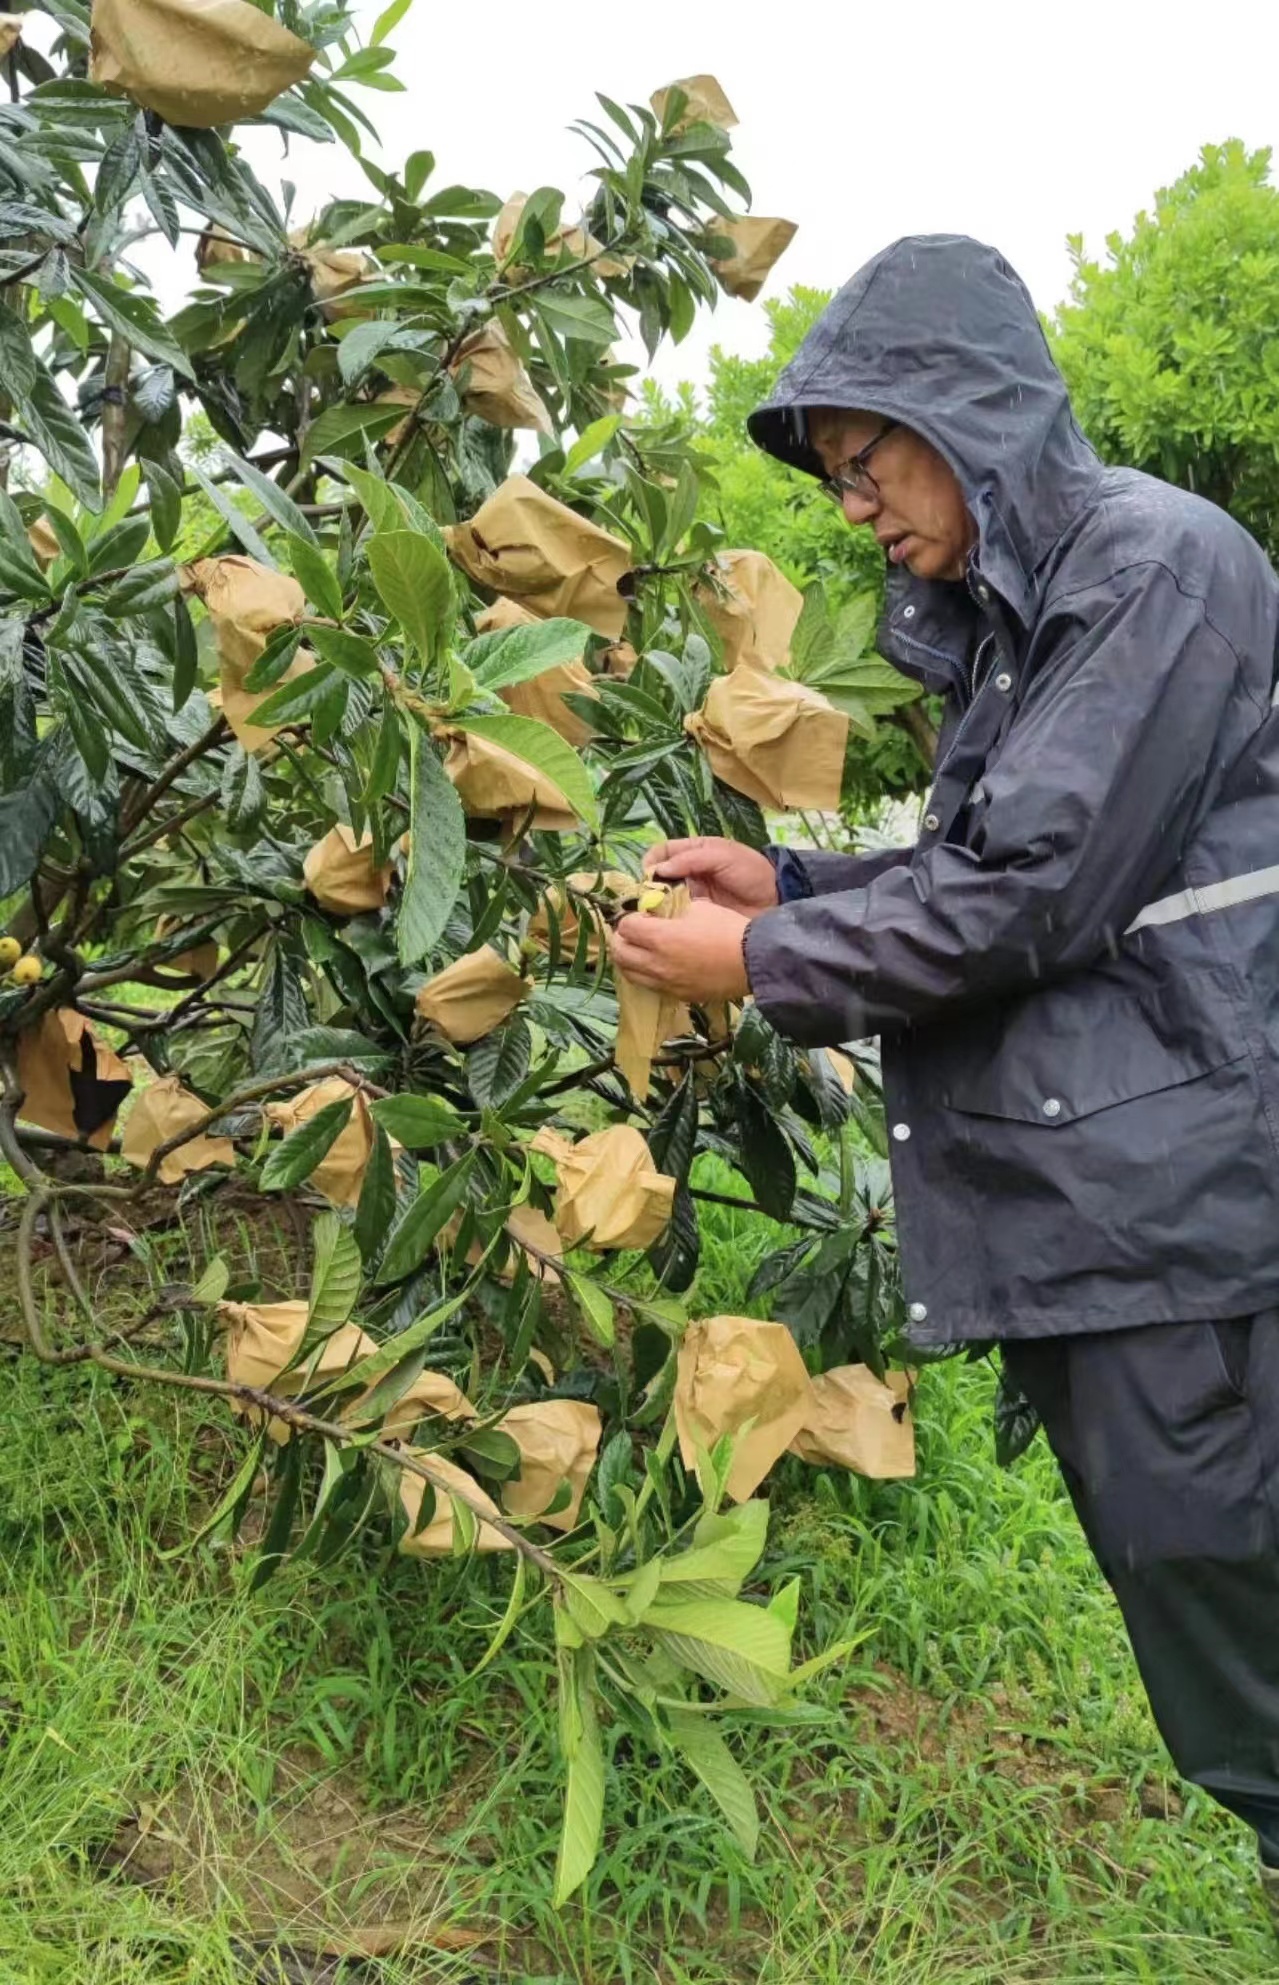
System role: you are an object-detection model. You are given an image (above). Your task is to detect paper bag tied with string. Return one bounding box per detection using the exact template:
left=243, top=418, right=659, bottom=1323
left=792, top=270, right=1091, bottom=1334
left=186, top=555, right=313, bottom=753
left=398, top=1450, right=512, bottom=1556
left=709, top=217, right=798, bottom=304
left=288, top=226, right=372, bottom=321
left=445, top=477, right=632, bottom=640
left=448, top=322, right=552, bottom=434
left=265, top=1077, right=380, bottom=1210
left=533, top=1123, right=674, bottom=1252
left=498, top=1400, right=602, bottom=1531
left=789, top=1365, right=916, bottom=1479
left=477, top=598, right=598, bottom=747
left=611, top=880, right=692, bottom=1102
left=89, top=0, right=314, bottom=127
left=382, top=1368, right=475, bottom=1442
left=303, top=825, right=394, bottom=917
left=17, top=1008, right=131, bottom=1149
left=415, top=948, right=529, bottom=1045
left=696, top=550, right=803, bottom=673
left=685, top=666, right=849, bottom=813
left=650, top=73, right=738, bottom=132
left=441, top=726, right=580, bottom=836
left=675, top=1316, right=815, bottom=1503
left=121, top=1074, right=234, bottom=1184
left=218, top=1299, right=375, bottom=1442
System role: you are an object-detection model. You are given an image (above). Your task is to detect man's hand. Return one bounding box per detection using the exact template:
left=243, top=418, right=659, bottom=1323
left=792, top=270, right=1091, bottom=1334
left=643, top=836, right=779, bottom=919
left=611, top=898, right=751, bottom=1004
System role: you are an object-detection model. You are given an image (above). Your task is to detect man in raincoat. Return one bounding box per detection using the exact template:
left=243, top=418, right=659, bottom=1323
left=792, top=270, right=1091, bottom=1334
left=612, top=234, right=1279, bottom=1912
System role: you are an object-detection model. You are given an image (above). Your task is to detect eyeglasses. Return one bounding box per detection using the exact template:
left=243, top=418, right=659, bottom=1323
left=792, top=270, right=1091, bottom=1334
left=817, top=420, right=899, bottom=507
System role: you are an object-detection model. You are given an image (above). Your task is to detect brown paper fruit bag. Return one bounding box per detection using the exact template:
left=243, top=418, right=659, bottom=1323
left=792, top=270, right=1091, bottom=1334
left=789, top=1366, right=916, bottom=1479
left=695, top=549, right=804, bottom=673
left=89, top=0, right=314, bottom=127
left=287, top=226, right=373, bottom=320
left=535, top=1123, right=674, bottom=1251
left=650, top=74, right=738, bottom=132
left=265, top=1076, right=379, bottom=1210
left=186, top=554, right=313, bottom=752
left=448, top=322, right=552, bottom=434
left=453, top=1201, right=563, bottom=1285
left=154, top=915, right=219, bottom=981
left=444, top=477, right=632, bottom=640
left=498, top=1400, right=602, bottom=1531
left=121, top=1074, right=234, bottom=1184
left=685, top=665, right=849, bottom=813
left=382, top=1369, right=475, bottom=1441
left=303, top=825, right=394, bottom=916
left=441, top=726, right=580, bottom=835
left=709, top=217, right=798, bottom=303
left=674, top=1316, right=814, bottom=1503
left=196, top=222, right=255, bottom=271
left=398, top=1451, right=512, bottom=1555
left=17, top=1008, right=131, bottom=1149
left=612, top=881, right=691, bottom=1102
left=0, top=15, right=23, bottom=58
left=219, top=1299, right=374, bottom=1440
left=477, top=598, right=598, bottom=747
left=26, top=516, right=61, bottom=568
left=415, top=948, right=529, bottom=1045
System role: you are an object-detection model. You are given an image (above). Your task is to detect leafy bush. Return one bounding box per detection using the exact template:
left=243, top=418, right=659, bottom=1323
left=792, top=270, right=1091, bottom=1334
left=0, top=11, right=916, bottom=1895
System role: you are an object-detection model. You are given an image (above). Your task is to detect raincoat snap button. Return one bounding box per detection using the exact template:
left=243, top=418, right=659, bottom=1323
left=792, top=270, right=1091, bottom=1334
left=995, top=672, right=1013, bottom=692
left=977, top=584, right=990, bottom=603
left=908, top=1302, right=928, bottom=1324
left=902, top=604, right=916, bottom=619
left=1042, top=1097, right=1062, bottom=1119
left=923, top=812, right=940, bottom=832
left=892, top=1122, right=911, bottom=1142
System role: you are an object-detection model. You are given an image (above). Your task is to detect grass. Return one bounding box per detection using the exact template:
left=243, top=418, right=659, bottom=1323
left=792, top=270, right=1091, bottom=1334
left=1, top=1172, right=1275, bottom=1982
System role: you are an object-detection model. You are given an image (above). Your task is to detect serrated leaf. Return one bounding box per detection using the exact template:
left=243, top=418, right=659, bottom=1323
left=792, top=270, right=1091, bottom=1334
left=369, top=1093, right=463, bottom=1146
left=659, top=1500, right=770, bottom=1589
left=220, top=745, right=265, bottom=831
left=566, top=1270, right=614, bottom=1347
left=74, top=266, right=192, bottom=377
left=466, top=1016, right=531, bottom=1108
left=306, top=624, right=381, bottom=678
left=14, top=361, right=100, bottom=508
left=665, top=1710, right=759, bottom=1859
left=398, top=725, right=464, bottom=964
left=453, top=713, right=597, bottom=830
left=307, top=1210, right=362, bottom=1330
left=302, top=400, right=403, bottom=468
left=536, top=289, right=616, bottom=346
left=261, top=1095, right=354, bottom=1192
left=367, top=529, right=453, bottom=665
left=553, top=1647, right=605, bottom=1907
left=375, top=1151, right=475, bottom=1284
left=286, top=531, right=344, bottom=621
left=462, top=615, right=590, bottom=694
left=220, top=448, right=319, bottom=545
left=250, top=662, right=338, bottom=728
left=354, top=1120, right=396, bottom=1260
left=0, top=299, right=36, bottom=400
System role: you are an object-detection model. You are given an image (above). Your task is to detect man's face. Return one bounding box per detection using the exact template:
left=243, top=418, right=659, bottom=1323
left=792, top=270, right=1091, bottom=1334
left=809, top=408, right=977, bottom=583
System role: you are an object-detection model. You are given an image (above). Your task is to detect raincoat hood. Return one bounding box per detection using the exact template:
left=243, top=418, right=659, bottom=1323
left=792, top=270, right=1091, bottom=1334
left=747, top=234, right=1102, bottom=629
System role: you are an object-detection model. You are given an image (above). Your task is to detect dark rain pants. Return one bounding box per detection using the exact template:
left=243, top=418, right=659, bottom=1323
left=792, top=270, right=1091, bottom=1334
left=1003, top=1313, right=1279, bottom=1864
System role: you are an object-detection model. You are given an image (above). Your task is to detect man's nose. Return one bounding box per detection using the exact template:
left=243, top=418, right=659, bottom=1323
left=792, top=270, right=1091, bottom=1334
left=842, top=487, right=880, bottom=526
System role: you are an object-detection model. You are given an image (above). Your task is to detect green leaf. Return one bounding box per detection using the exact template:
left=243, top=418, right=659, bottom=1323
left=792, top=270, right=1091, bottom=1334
left=376, top=1151, right=475, bottom=1284
left=93, top=118, right=144, bottom=215
left=369, top=1093, right=464, bottom=1147
left=286, top=531, right=344, bottom=621
left=470, top=1552, right=527, bottom=1676
left=243, top=624, right=303, bottom=694
left=562, top=1572, right=631, bottom=1640
left=553, top=1647, right=605, bottom=1907
left=367, top=529, right=453, bottom=665
left=221, top=746, right=264, bottom=831
left=0, top=298, right=36, bottom=400
left=463, top=615, right=590, bottom=694
left=250, top=663, right=338, bottom=729
left=353, top=1120, right=396, bottom=1261
left=220, top=448, right=319, bottom=545
left=665, top=1710, right=759, bottom=1860
left=14, top=361, right=100, bottom=508
left=186, top=460, right=275, bottom=565
left=659, top=1501, right=769, bottom=1589
left=307, top=1210, right=362, bottom=1330
left=398, top=726, right=464, bottom=964
left=305, top=624, right=381, bottom=679
left=564, top=415, right=621, bottom=475
left=74, top=267, right=193, bottom=377
left=261, top=1095, right=354, bottom=1192
left=536, top=290, right=616, bottom=346
left=190, top=1255, right=231, bottom=1305
left=336, top=1285, right=471, bottom=1404
left=302, top=400, right=404, bottom=468
left=453, top=714, right=597, bottom=830
left=566, top=1270, right=615, bottom=1347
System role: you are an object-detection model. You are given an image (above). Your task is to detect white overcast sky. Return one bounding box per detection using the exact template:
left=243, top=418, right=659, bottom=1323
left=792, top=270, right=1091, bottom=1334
left=242, top=0, right=1276, bottom=401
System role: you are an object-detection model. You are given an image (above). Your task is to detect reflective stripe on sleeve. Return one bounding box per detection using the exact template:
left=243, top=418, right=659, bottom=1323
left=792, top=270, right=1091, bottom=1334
left=1128, top=862, right=1279, bottom=934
